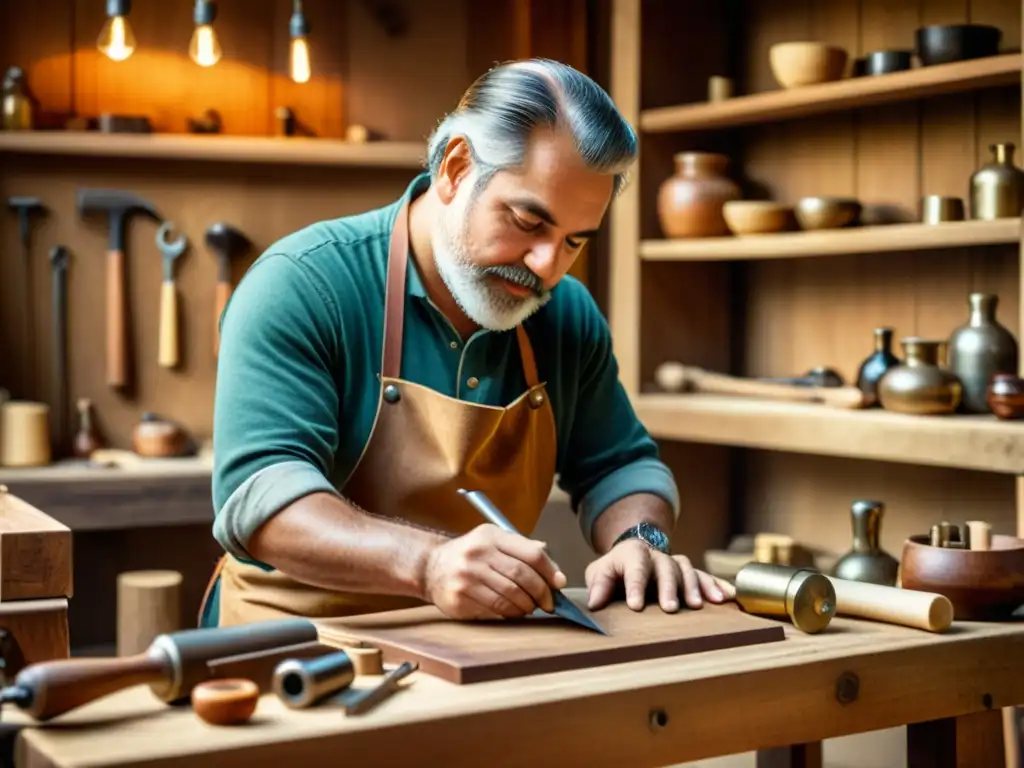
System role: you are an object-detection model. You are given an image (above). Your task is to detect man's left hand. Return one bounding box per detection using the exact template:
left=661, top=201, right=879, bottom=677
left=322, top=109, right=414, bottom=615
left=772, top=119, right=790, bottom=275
left=585, top=539, right=737, bottom=612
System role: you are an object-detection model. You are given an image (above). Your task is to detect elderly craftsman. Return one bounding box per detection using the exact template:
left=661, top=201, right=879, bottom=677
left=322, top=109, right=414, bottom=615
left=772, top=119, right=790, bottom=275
left=198, top=58, right=735, bottom=628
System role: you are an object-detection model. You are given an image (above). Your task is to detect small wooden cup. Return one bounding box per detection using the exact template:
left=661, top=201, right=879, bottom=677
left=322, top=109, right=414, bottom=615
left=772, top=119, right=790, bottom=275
left=191, top=678, right=260, bottom=726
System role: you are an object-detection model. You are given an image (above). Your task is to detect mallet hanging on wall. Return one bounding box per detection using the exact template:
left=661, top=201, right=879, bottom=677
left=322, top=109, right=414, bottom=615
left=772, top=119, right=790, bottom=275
left=205, top=223, right=252, bottom=358
left=76, top=188, right=161, bottom=390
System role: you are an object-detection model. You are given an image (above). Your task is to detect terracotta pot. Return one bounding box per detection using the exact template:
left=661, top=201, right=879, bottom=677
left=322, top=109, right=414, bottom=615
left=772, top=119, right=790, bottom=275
left=656, top=152, right=741, bottom=238
left=877, top=338, right=962, bottom=415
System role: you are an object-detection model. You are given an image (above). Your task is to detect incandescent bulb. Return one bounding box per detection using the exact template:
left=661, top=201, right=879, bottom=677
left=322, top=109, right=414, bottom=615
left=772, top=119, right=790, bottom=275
left=290, top=37, right=310, bottom=83
left=189, top=24, right=222, bottom=67
left=97, top=15, right=136, bottom=62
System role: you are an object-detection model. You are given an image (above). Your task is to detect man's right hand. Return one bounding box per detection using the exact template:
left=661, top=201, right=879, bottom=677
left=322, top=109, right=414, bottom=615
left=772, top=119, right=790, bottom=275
left=422, top=524, right=568, bottom=620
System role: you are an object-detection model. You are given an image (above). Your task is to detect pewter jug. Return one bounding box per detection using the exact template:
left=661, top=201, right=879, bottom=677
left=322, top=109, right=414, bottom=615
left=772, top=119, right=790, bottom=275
left=970, top=143, right=1024, bottom=220
left=831, top=500, right=899, bottom=586
left=947, top=293, right=1018, bottom=413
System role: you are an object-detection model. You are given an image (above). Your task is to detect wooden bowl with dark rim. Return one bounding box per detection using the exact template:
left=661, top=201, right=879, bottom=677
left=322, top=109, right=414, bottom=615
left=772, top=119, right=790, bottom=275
left=900, top=533, right=1024, bottom=621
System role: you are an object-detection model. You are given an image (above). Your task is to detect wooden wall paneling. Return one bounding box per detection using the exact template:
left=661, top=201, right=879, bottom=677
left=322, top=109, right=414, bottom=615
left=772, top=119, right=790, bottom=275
left=0, top=0, right=75, bottom=124
left=0, top=154, right=420, bottom=450
left=345, top=0, right=471, bottom=142
left=634, top=1, right=739, bottom=564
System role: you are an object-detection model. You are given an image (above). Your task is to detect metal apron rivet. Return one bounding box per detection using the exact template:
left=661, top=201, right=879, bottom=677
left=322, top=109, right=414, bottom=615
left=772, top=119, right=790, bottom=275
left=528, top=391, right=545, bottom=409
left=383, top=384, right=401, bottom=404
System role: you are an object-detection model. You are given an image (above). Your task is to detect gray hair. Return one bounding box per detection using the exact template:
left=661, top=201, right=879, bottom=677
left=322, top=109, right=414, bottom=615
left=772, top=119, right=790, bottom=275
left=426, top=58, right=637, bottom=198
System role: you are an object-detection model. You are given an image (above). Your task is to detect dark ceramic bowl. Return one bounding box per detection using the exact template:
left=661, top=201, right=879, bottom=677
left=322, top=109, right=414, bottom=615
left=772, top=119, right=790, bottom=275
left=859, top=50, right=913, bottom=75
left=915, top=24, right=1002, bottom=66
left=900, top=533, right=1024, bottom=620
left=987, top=373, right=1024, bottom=420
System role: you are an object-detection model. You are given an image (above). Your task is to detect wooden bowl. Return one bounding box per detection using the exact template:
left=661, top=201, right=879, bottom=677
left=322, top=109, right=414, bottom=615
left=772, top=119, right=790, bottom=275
left=794, top=196, right=862, bottom=230
left=900, top=533, right=1024, bottom=620
left=769, top=42, right=848, bottom=88
left=987, top=373, right=1024, bottom=420
left=723, top=201, right=793, bottom=235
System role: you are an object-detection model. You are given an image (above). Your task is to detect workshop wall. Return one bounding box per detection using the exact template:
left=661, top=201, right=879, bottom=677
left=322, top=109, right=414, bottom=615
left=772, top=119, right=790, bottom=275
left=0, top=0, right=591, bottom=452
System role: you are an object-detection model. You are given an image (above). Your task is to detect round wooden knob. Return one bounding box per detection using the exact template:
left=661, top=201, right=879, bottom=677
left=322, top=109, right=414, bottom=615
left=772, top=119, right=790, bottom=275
left=191, top=679, right=260, bottom=726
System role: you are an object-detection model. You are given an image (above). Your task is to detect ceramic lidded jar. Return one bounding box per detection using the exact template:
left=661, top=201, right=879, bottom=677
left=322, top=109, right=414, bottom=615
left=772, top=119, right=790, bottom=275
left=969, top=142, right=1024, bottom=220
left=855, top=327, right=901, bottom=407
left=831, top=500, right=899, bottom=586
left=946, top=293, right=1019, bottom=414
left=877, top=338, right=962, bottom=415
left=656, top=152, right=741, bottom=238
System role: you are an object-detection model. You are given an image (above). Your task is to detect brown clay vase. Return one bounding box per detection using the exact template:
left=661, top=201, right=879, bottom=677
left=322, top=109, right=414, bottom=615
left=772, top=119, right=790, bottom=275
left=877, top=338, right=962, bottom=415
left=657, top=152, right=741, bottom=238
left=987, top=373, right=1024, bottom=420
left=946, top=292, right=1018, bottom=414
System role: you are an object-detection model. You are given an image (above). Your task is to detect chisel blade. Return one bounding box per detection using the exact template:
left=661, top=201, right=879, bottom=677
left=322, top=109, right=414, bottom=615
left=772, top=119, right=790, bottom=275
left=551, top=591, right=609, bottom=635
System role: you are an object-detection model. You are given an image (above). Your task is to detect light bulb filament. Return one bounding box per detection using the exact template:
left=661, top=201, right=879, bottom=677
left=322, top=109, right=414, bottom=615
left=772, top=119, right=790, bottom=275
left=98, top=15, right=136, bottom=62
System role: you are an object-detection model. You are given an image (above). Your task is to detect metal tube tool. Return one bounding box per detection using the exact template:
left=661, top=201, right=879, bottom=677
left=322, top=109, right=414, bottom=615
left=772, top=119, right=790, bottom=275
left=458, top=488, right=610, bottom=635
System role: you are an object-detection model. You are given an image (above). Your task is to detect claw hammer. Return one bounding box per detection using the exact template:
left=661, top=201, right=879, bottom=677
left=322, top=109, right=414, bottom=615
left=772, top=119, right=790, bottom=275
left=76, top=188, right=160, bottom=388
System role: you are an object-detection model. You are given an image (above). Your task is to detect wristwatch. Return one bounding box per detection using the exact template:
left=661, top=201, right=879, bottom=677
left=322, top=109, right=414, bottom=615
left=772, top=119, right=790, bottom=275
left=612, top=521, right=671, bottom=555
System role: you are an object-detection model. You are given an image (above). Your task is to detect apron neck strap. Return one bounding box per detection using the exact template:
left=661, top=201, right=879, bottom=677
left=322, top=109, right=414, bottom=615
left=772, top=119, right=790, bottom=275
left=382, top=195, right=541, bottom=390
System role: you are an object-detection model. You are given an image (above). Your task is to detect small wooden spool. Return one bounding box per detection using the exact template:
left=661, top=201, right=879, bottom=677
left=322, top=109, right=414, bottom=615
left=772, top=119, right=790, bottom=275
left=966, top=520, right=992, bottom=551
left=1, top=401, right=51, bottom=467
left=192, top=679, right=260, bottom=725
left=343, top=645, right=383, bottom=675
left=117, top=570, right=183, bottom=657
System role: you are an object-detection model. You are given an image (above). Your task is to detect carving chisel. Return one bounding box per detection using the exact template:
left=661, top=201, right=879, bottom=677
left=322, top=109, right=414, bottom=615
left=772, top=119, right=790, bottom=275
left=457, top=489, right=610, bottom=635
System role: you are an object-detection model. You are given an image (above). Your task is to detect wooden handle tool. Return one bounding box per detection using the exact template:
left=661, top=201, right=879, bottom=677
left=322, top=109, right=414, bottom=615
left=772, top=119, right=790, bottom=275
left=155, top=222, right=188, bottom=370
left=826, top=576, right=953, bottom=633
left=106, top=248, right=127, bottom=387
left=680, top=366, right=868, bottom=409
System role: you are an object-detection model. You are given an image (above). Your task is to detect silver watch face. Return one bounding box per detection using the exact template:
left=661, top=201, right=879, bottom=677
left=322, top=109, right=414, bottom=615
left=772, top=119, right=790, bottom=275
left=619, top=522, right=670, bottom=554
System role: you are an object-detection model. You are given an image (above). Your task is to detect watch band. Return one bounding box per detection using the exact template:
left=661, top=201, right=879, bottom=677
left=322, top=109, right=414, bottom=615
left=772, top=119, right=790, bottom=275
left=612, top=521, right=671, bottom=555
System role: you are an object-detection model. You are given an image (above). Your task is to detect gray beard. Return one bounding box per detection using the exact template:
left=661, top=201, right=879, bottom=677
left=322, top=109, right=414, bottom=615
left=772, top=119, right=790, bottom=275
left=431, top=206, right=551, bottom=332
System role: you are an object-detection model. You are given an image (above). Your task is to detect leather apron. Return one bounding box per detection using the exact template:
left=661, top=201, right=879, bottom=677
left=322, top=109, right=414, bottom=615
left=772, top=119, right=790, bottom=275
left=201, top=196, right=558, bottom=627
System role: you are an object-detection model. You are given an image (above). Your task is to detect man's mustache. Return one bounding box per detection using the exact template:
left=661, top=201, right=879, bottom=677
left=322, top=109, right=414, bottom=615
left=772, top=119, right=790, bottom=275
left=481, top=264, right=547, bottom=298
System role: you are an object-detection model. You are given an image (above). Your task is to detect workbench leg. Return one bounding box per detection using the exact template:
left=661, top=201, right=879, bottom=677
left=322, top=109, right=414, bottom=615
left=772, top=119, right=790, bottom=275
left=755, top=742, right=822, bottom=768
left=907, top=709, right=1005, bottom=768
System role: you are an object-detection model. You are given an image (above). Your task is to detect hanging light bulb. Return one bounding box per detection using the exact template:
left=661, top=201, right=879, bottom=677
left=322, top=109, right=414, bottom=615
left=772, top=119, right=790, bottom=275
left=189, top=0, right=222, bottom=67
left=289, top=0, right=311, bottom=84
left=97, top=0, right=137, bottom=62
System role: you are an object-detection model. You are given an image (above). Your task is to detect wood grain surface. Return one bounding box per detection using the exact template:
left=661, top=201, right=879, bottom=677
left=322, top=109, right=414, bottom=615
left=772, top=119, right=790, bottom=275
left=316, top=588, right=785, bottom=684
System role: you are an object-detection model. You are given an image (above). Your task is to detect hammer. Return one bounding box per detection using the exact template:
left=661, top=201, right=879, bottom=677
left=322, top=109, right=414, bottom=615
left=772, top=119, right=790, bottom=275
left=6, top=196, right=48, bottom=396
left=76, top=188, right=160, bottom=388
left=205, top=222, right=252, bottom=357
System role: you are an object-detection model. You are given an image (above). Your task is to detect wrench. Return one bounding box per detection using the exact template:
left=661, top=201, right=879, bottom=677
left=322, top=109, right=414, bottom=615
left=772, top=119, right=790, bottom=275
left=155, top=221, right=188, bottom=369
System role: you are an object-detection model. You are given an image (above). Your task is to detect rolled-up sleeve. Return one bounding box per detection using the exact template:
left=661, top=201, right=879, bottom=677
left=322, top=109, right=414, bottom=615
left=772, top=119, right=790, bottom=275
left=554, top=287, right=680, bottom=550
left=211, top=252, right=342, bottom=567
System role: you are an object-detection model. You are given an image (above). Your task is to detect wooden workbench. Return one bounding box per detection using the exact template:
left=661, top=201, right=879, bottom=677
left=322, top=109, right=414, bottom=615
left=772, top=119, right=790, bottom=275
left=9, top=609, right=1024, bottom=767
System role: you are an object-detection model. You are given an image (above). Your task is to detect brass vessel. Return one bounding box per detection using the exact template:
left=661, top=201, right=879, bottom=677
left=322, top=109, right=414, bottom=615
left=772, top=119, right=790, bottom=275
left=877, top=338, right=962, bottom=415
left=946, top=293, right=1018, bottom=414
left=1, top=66, right=34, bottom=131
left=920, top=195, right=964, bottom=224
left=831, top=500, right=899, bottom=586
left=734, top=562, right=836, bottom=634
left=969, top=143, right=1024, bottom=220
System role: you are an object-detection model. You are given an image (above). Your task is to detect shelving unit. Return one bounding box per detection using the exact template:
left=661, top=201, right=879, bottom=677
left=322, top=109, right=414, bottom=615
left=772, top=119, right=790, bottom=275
left=640, top=53, right=1022, bottom=132
left=0, top=131, right=427, bottom=169
left=640, top=218, right=1021, bottom=261
left=635, top=393, right=1024, bottom=475
left=607, top=0, right=1024, bottom=552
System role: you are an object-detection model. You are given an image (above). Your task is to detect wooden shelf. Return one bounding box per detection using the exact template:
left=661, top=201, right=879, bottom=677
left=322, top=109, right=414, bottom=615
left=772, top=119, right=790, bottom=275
left=634, top=393, right=1024, bottom=474
left=640, top=54, right=1022, bottom=133
left=0, top=131, right=427, bottom=169
left=640, top=218, right=1021, bottom=261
